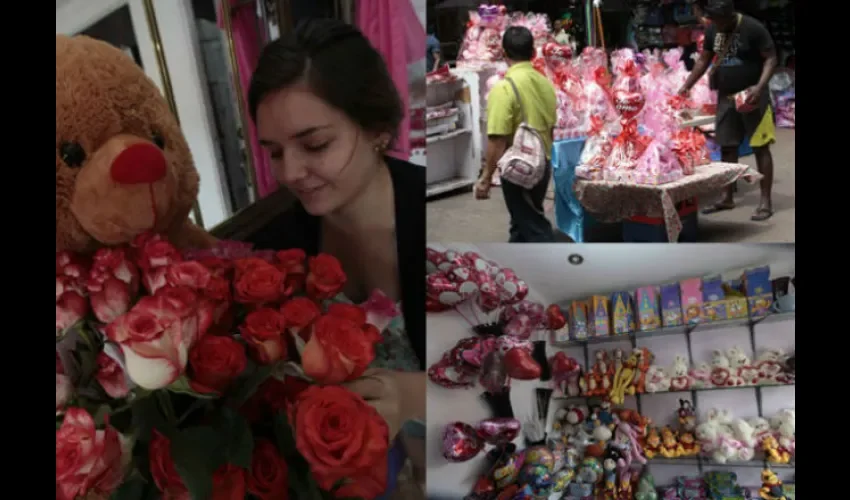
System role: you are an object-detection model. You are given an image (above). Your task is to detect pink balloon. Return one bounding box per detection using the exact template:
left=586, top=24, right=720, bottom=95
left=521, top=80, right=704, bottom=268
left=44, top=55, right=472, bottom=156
left=480, top=350, right=509, bottom=393
left=476, top=271, right=501, bottom=312
left=463, top=251, right=498, bottom=276
left=442, top=422, right=484, bottom=462
left=445, top=266, right=479, bottom=301
left=504, top=314, right=533, bottom=339
left=442, top=249, right=467, bottom=270
left=426, top=272, right=463, bottom=306
left=426, top=247, right=447, bottom=274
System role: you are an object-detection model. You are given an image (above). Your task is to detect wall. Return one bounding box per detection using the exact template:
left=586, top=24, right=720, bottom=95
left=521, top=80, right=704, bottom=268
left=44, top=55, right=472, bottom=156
left=425, top=247, right=796, bottom=498
left=57, top=0, right=232, bottom=228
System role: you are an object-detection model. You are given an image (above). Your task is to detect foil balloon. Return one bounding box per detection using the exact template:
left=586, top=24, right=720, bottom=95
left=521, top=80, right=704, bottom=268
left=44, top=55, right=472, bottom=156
left=461, top=336, right=497, bottom=368
left=425, top=247, right=447, bottom=274
left=427, top=353, right=476, bottom=389
left=502, top=300, right=545, bottom=325
left=426, top=296, right=451, bottom=313
left=545, top=304, right=567, bottom=330
left=495, top=268, right=529, bottom=303
left=552, top=469, right=575, bottom=493
left=444, top=266, right=480, bottom=301
left=504, top=314, right=534, bottom=339
left=476, top=417, right=522, bottom=445
left=442, top=249, right=467, bottom=269
left=518, top=464, right=554, bottom=497
left=504, top=347, right=542, bottom=380
left=493, top=453, right=520, bottom=489
left=576, top=457, right=603, bottom=484
left=480, top=350, right=509, bottom=392
left=476, top=270, right=502, bottom=312
left=462, top=251, right=498, bottom=277
left=441, top=422, right=483, bottom=462
left=523, top=446, right=555, bottom=471
left=425, top=272, right=462, bottom=306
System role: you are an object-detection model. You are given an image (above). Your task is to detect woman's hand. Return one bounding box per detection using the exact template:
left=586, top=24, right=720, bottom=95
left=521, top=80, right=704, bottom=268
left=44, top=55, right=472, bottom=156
left=343, top=369, right=426, bottom=440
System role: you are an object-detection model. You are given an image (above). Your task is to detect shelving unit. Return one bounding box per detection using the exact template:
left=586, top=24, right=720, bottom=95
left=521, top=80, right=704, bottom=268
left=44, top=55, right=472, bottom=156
left=425, top=70, right=482, bottom=198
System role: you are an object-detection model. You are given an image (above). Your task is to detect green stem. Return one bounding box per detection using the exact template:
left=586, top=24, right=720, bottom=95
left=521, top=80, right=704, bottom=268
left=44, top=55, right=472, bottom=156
left=156, top=391, right=176, bottom=426
left=176, top=399, right=207, bottom=426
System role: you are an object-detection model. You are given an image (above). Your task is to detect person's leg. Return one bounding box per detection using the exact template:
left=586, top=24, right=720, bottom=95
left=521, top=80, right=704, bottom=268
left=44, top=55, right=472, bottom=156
left=703, top=97, right=743, bottom=214
left=501, top=179, right=526, bottom=243
left=521, top=165, right=556, bottom=242
left=744, top=103, right=777, bottom=220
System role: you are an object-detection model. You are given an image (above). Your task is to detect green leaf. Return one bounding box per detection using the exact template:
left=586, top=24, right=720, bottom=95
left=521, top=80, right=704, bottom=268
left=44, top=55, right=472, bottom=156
left=131, top=395, right=169, bottom=443
left=272, top=412, right=297, bottom=458
left=167, top=376, right=217, bottom=399
left=330, top=478, right=351, bottom=493
left=227, top=363, right=276, bottom=406
left=110, top=475, right=146, bottom=500
left=213, top=407, right=254, bottom=468
left=170, top=426, right=221, bottom=500
left=92, top=404, right=112, bottom=427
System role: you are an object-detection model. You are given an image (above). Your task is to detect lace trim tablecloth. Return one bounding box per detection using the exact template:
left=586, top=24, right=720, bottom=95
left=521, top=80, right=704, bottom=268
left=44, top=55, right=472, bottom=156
left=573, top=162, right=763, bottom=242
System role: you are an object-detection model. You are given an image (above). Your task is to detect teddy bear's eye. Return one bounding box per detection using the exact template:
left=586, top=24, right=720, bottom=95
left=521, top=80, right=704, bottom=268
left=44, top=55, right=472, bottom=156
left=59, top=141, right=86, bottom=168
left=152, top=131, right=166, bottom=149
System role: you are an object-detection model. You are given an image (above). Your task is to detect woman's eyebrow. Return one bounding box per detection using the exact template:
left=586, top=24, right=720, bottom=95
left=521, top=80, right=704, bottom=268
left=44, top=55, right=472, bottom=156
left=289, top=125, right=332, bottom=140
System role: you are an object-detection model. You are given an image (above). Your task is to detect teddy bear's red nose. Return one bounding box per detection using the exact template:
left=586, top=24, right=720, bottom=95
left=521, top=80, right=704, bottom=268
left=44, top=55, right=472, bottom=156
left=110, top=143, right=167, bottom=185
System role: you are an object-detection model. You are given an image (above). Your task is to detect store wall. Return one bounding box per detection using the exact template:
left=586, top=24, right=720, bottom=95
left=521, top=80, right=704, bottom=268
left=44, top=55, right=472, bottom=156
left=425, top=244, right=796, bottom=497
left=56, top=0, right=232, bottom=228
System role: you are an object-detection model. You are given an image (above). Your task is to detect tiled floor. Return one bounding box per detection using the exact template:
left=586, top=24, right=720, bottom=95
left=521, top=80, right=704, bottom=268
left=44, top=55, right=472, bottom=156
left=426, top=128, right=795, bottom=243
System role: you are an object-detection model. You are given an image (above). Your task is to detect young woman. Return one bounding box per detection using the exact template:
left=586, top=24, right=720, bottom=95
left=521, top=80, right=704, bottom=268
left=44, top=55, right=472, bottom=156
left=246, top=18, right=426, bottom=498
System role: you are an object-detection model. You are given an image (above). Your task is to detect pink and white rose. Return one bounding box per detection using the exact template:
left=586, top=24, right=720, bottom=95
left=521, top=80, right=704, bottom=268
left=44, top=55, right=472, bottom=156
left=56, top=353, right=72, bottom=414
left=96, top=350, right=131, bottom=399
left=87, top=248, right=139, bottom=324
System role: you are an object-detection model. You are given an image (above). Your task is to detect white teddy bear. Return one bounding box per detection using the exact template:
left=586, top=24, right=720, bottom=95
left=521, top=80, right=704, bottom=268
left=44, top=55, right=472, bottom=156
left=726, top=346, right=750, bottom=369
left=747, top=416, right=772, bottom=443
left=669, top=355, right=693, bottom=391
left=756, top=348, right=787, bottom=383
left=688, top=362, right=712, bottom=388
left=645, top=365, right=671, bottom=393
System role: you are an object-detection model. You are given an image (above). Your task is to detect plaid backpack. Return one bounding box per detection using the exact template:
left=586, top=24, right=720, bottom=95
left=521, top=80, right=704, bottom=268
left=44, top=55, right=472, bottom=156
left=497, top=77, right=548, bottom=189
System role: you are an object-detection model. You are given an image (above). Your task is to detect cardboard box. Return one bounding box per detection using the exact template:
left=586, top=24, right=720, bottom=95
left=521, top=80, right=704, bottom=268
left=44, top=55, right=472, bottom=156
left=660, top=283, right=683, bottom=327
left=702, top=275, right=728, bottom=322
left=610, top=291, right=636, bottom=335
left=635, top=286, right=661, bottom=331
left=723, top=279, right=748, bottom=320
left=680, top=278, right=704, bottom=325
left=569, top=301, right=589, bottom=340
left=742, top=266, right=773, bottom=318
left=590, top=295, right=611, bottom=337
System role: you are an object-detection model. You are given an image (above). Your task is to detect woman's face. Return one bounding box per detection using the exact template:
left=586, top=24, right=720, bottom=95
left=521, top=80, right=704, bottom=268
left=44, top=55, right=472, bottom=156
left=256, top=83, right=384, bottom=216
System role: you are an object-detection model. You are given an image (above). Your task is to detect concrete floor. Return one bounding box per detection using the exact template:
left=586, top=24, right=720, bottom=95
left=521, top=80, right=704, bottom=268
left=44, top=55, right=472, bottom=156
left=426, top=128, right=795, bottom=243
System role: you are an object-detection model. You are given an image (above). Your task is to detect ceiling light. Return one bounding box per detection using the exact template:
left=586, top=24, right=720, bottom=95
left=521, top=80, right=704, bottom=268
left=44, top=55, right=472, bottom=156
left=568, top=254, right=584, bottom=265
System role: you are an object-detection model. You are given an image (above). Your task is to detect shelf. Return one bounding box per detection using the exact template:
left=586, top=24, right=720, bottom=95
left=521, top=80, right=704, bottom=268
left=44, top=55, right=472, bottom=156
left=427, top=128, right=472, bottom=144
left=426, top=177, right=476, bottom=198
left=550, top=312, right=795, bottom=348
left=649, top=457, right=795, bottom=469
left=553, top=382, right=794, bottom=401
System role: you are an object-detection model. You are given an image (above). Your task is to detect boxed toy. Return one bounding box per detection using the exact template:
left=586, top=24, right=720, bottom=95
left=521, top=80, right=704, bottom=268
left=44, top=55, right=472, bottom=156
left=569, top=300, right=590, bottom=340
left=635, top=286, right=661, bottom=331
left=723, top=280, right=748, bottom=320
left=702, top=275, right=728, bottom=322
left=680, top=278, right=704, bottom=325
left=742, top=266, right=773, bottom=318
left=550, top=317, right=571, bottom=344
left=610, top=291, right=636, bottom=335
left=660, top=283, right=683, bottom=327
left=590, top=295, right=611, bottom=337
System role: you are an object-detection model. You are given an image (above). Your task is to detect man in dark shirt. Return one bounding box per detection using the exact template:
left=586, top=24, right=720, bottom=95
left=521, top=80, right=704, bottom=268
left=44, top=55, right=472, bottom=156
left=679, top=0, right=779, bottom=221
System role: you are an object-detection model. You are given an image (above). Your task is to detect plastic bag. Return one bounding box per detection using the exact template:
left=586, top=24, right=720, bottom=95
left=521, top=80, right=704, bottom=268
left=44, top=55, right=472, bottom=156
left=576, top=117, right=617, bottom=180
left=604, top=120, right=650, bottom=177
left=774, top=89, right=795, bottom=128
left=625, top=137, right=684, bottom=185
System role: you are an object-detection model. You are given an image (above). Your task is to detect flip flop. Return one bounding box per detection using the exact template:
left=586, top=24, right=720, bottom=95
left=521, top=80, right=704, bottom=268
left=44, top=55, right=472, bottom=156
left=701, top=203, right=736, bottom=215
left=750, top=208, right=774, bottom=221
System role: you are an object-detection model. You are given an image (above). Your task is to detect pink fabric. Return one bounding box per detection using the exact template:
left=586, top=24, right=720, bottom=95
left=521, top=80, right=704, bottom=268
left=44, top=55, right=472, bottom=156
left=218, top=0, right=277, bottom=198
left=356, top=0, right=425, bottom=161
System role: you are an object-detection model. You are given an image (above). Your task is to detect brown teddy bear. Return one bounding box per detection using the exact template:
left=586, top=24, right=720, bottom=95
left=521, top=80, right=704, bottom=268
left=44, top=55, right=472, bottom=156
left=56, top=35, right=215, bottom=253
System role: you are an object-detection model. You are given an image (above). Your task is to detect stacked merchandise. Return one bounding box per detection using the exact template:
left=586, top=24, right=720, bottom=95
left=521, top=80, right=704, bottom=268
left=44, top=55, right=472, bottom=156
left=769, top=70, right=795, bottom=129
left=457, top=5, right=509, bottom=68
left=427, top=103, right=461, bottom=137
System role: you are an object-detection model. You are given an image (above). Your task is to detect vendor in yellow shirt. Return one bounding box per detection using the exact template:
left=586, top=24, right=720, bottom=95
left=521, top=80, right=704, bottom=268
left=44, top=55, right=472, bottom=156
left=475, top=26, right=557, bottom=243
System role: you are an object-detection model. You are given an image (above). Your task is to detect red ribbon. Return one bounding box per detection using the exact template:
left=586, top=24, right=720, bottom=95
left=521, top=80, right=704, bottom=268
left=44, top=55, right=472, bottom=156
left=588, top=116, right=605, bottom=137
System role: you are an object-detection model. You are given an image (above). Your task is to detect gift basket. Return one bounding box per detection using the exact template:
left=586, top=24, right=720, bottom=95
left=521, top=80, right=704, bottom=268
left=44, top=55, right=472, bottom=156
left=457, top=4, right=508, bottom=67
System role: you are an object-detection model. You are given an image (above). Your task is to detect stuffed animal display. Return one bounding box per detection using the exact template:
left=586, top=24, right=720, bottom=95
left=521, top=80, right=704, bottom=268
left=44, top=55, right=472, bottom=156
left=56, top=35, right=215, bottom=253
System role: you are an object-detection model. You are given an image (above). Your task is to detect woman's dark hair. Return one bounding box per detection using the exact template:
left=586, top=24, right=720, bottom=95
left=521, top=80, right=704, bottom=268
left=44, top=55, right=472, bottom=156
left=248, top=19, right=402, bottom=140
left=502, top=26, right=535, bottom=61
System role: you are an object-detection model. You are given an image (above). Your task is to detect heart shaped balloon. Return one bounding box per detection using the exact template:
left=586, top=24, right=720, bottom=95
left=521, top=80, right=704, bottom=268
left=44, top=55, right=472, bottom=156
left=426, top=297, right=451, bottom=313
left=442, top=422, right=484, bottom=462
left=613, top=89, right=645, bottom=121
left=480, top=350, right=509, bottom=392
left=504, top=347, right=542, bottom=380
left=546, top=304, right=567, bottom=330
left=442, top=249, right=467, bottom=270
left=477, top=417, right=522, bottom=445
left=425, top=272, right=462, bottom=306
left=444, top=266, right=479, bottom=301
left=476, top=271, right=502, bottom=312
left=504, top=314, right=533, bottom=339
left=426, top=248, right=446, bottom=274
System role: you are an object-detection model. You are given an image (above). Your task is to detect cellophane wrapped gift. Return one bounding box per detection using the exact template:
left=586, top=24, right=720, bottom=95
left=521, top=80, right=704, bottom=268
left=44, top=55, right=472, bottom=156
left=604, top=120, right=651, bottom=179
left=671, top=128, right=711, bottom=174
left=584, top=66, right=616, bottom=122
left=580, top=47, right=609, bottom=73
left=553, top=65, right=588, bottom=139
left=611, top=48, right=637, bottom=78
left=576, top=117, right=620, bottom=180
left=774, top=89, right=795, bottom=128
left=663, top=48, right=689, bottom=95
left=458, top=5, right=507, bottom=65
left=625, top=135, right=685, bottom=185
left=734, top=89, right=756, bottom=113
left=691, top=74, right=717, bottom=115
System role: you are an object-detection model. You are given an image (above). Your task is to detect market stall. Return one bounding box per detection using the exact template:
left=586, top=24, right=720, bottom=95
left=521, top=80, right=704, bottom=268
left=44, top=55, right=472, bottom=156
left=425, top=244, right=796, bottom=499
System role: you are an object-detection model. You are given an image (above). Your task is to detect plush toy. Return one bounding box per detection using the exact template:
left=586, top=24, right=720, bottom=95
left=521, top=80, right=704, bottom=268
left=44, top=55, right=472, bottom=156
left=56, top=35, right=215, bottom=253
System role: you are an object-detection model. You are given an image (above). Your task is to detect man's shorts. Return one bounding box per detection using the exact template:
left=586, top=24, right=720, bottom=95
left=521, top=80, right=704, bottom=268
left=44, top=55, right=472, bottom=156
left=715, top=93, right=776, bottom=149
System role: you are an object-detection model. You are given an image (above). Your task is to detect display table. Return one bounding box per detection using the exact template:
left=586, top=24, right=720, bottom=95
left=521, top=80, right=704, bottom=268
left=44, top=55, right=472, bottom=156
left=574, top=162, right=763, bottom=243
left=551, top=136, right=595, bottom=242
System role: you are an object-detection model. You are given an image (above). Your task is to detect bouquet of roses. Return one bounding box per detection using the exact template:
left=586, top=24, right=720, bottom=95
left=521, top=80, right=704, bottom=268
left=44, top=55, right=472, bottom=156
left=56, top=233, right=399, bottom=500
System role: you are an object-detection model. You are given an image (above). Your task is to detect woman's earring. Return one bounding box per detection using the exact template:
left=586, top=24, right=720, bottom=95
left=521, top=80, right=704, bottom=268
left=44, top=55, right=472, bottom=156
left=374, top=140, right=389, bottom=154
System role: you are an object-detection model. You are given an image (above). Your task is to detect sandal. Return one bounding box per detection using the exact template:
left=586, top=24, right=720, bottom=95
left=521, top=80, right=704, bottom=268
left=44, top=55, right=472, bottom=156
left=701, top=202, right=736, bottom=215
left=750, top=208, right=774, bottom=221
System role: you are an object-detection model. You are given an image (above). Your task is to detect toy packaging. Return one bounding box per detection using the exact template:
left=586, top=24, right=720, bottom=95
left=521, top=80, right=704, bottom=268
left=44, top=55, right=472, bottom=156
left=610, top=291, right=636, bottom=334
left=679, top=278, right=704, bottom=325
left=635, top=286, right=661, bottom=331
left=550, top=318, right=571, bottom=344
left=742, top=266, right=773, bottom=318
left=569, top=300, right=589, bottom=340
left=660, top=283, right=684, bottom=327
left=723, top=280, right=749, bottom=320
left=701, top=275, right=728, bottom=322
left=590, top=295, right=611, bottom=337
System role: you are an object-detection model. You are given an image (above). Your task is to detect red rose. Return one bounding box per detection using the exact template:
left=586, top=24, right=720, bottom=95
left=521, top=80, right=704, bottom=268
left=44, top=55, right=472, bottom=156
left=234, top=258, right=284, bottom=304
left=167, top=261, right=212, bottom=290
left=133, top=232, right=182, bottom=270
left=362, top=323, right=384, bottom=344
left=246, top=439, right=289, bottom=499
left=204, top=275, right=231, bottom=302
left=56, top=408, right=132, bottom=500
left=327, top=303, right=367, bottom=326
left=56, top=282, right=88, bottom=333
left=241, top=376, right=309, bottom=423
left=96, top=351, right=130, bottom=398
left=306, top=254, right=347, bottom=300
left=188, top=335, right=247, bottom=394
left=335, top=455, right=388, bottom=499
left=149, top=431, right=188, bottom=498
left=157, top=285, right=215, bottom=338
left=57, top=251, right=90, bottom=278
left=276, top=249, right=307, bottom=294
left=290, top=386, right=388, bottom=493
left=280, top=297, right=321, bottom=337
left=240, top=308, right=287, bottom=365
left=197, top=256, right=233, bottom=277
left=212, top=464, right=247, bottom=500
left=302, top=315, right=376, bottom=384
left=57, top=356, right=72, bottom=413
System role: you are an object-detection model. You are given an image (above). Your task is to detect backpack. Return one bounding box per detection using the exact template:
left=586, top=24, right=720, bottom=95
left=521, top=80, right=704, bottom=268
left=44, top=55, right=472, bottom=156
left=497, top=77, right=548, bottom=190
